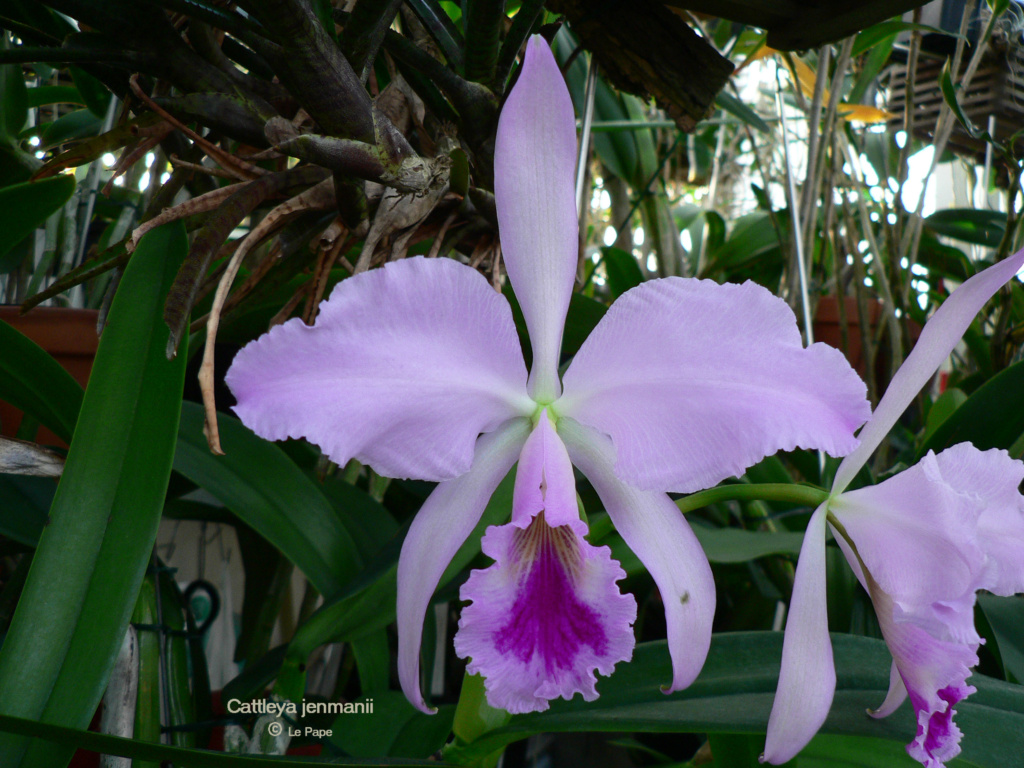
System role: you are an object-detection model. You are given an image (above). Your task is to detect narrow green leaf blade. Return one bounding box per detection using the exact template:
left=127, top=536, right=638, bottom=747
left=0, top=222, right=189, bottom=768
left=173, top=403, right=363, bottom=600
left=0, top=313, right=83, bottom=443
left=450, top=633, right=1024, bottom=767
left=919, top=359, right=1024, bottom=457
left=0, top=175, right=76, bottom=261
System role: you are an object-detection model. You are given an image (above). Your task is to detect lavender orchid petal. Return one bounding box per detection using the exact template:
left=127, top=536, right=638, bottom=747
left=454, top=516, right=636, bottom=714
left=559, top=278, right=870, bottom=493
left=866, top=574, right=979, bottom=768
left=398, top=418, right=531, bottom=713
left=762, top=505, right=835, bottom=765
left=560, top=418, right=715, bottom=692
left=455, top=414, right=636, bottom=713
left=832, top=248, right=1024, bottom=493
left=937, top=444, right=1024, bottom=596
left=227, top=257, right=532, bottom=481
left=511, top=410, right=579, bottom=528
left=494, top=36, right=578, bottom=403
left=828, top=451, right=985, bottom=606
left=870, top=661, right=909, bottom=719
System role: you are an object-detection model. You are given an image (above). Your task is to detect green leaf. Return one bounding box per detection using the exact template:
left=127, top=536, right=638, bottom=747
left=925, top=209, right=1006, bottom=248
left=448, top=633, right=1024, bottom=767
left=601, top=246, right=644, bottom=298
left=715, top=90, right=769, bottom=133
left=24, top=86, right=84, bottom=110
left=691, top=525, right=805, bottom=564
left=918, top=359, right=1024, bottom=457
left=67, top=67, right=112, bottom=118
left=921, top=387, right=967, bottom=444
left=0, top=43, right=28, bottom=137
left=0, top=222, right=189, bottom=768
left=0, top=712, right=435, bottom=767
left=978, top=594, right=1024, bottom=684
left=852, top=20, right=964, bottom=57
left=40, top=109, right=103, bottom=149
left=330, top=691, right=455, bottom=759
left=0, top=175, right=76, bottom=262
left=939, top=60, right=1000, bottom=148
left=0, top=309, right=83, bottom=442
left=0, top=475, right=53, bottom=546
left=173, top=402, right=364, bottom=600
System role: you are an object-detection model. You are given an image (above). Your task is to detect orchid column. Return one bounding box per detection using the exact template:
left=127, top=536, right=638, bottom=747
left=226, top=36, right=870, bottom=715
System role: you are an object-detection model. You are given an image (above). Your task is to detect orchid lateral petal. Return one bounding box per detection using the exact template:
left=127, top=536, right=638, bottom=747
left=512, top=410, right=579, bottom=528
left=866, top=575, right=979, bottom=767
left=829, top=450, right=986, bottom=607
left=762, top=504, right=835, bottom=765
left=559, top=278, right=869, bottom=493
left=870, top=661, right=909, bottom=719
left=937, top=444, right=1024, bottom=596
left=226, top=256, right=532, bottom=482
left=560, top=418, right=715, bottom=693
left=495, top=35, right=578, bottom=403
left=832, top=247, right=1024, bottom=493
left=397, top=418, right=531, bottom=713
left=454, top=513, right=636, bottom=714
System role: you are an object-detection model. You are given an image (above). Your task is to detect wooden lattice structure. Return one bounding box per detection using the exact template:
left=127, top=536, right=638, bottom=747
left=886, top=43, right=1024, bottom=166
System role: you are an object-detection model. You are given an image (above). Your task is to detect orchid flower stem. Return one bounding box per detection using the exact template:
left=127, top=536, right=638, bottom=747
left=675, top=483, right=830, bottom=516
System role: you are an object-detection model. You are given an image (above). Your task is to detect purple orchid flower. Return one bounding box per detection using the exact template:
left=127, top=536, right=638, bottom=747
left=762, top=249, right=1024, bottom=767
left=225, top=37, right=869, bottom=715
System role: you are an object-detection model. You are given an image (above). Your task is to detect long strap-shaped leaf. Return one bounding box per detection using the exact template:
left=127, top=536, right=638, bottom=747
left=173, top=403, right=364, bottom=600
left=0, top=713, right=433, bottom=767
left=0, top=317, right=83, bottom=443
left=0, top=222, right=189, bottom=768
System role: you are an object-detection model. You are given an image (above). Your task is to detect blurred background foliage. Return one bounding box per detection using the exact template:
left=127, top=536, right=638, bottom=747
left=1, top=0, right=1024, bottom=766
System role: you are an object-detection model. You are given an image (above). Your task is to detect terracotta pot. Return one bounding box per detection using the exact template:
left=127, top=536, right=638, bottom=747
left=812, top=296, right=883, bottom=378
left=813, top=295, right=921, bottom=382
left=0, top=306, right=99, bottom=447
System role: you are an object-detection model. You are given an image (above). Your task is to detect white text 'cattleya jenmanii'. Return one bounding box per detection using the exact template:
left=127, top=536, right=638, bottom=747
left=762, top=248, right=1024, bottom=768
left=226, top=37, right=870, bottom=714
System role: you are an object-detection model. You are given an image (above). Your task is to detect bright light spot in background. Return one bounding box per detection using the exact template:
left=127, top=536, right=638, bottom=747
left=139, top=172, right=151, bottom=190
left=646, top=255, right=657, bottom=272
left=28, top=136, right=40, bottom=147
left=633, top=227, right=645, bottom=246
left=859, top=154, right=879, bottom=187
left=680, top=230, right=693, bottom=251
left=145, top=152, right=155, bottom=166
left=114, top=176, right=125, bottom=187
left=161, top=172, right=171, bottom=184
left=599, top=190, right=611, bottom=209
left=864, top=277, right=873, bottom=287
left=918, top=292, right=929, bottom=310
left=603, top=226, right=617, bottom=246
left=901, top=257, right=909, bottom=268
left=102, top=153, right=116, bottom=167
left=911, top=263, right=928, bottom=276
left=858, top=240, right=869, bottom=252
left=887, top=213, right=897, bottom=224
left=901, top=146, right=936, bottom=214
left=895, top=130, right=907, bottom=148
